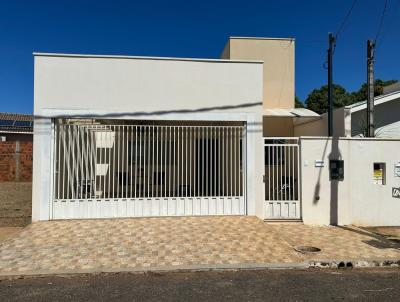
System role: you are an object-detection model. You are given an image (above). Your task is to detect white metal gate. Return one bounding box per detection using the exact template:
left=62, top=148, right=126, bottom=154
left=264, top=137, right=301, bottom=219
left=51, top=120, right=246, bottom=219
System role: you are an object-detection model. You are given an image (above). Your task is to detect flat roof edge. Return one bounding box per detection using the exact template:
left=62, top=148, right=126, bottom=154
left=229, top=36, right=295, bottom=41
left=344, top=91, right=400, bottom=112
left=32, top=52, right=264, bottom=64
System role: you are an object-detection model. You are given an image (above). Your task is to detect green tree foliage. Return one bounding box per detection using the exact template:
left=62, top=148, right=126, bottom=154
left=348, top=79, right=398, bottom=104
left=305, top=79, right=398, bottom=114
left=295, top=96, right=304, bottom=108
left=305, top=84, right=352, bottom=114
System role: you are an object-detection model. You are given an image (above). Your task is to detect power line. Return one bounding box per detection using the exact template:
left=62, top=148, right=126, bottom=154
left=374, top=0, right=388, bottom=45
left=376, top=0, right=400, bottom=51
left=335, top=0, right=359, bottom=41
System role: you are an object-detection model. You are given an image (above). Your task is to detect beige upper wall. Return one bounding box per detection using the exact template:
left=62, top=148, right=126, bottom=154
left=221, top=37, right=295, bottom=109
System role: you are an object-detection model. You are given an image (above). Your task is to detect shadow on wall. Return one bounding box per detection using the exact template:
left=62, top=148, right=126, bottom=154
left=32, top=101, right=265, bottom=134
left=34, top=102, right=263, bottom=119
left=312, top=137, right=341, bottom=226
left=329, top=137, right=341, bottom=226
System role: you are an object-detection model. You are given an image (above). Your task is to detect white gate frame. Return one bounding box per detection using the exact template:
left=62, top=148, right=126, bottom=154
left=50, top=120, right=247, bottom=219
left=32, top=110, right=263, bottom=221
left=263, top=137, right=301, bottom=220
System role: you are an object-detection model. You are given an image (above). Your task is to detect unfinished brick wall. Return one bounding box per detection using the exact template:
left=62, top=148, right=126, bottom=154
left=0, top=141, right=32, bottom=226
left=0, top=141, right=32, bottom=182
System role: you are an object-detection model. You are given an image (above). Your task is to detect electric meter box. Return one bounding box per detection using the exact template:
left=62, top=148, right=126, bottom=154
left=329, top=160, right=344, bottom=181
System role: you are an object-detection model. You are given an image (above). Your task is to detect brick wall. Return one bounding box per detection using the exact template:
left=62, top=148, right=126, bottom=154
left=0, top=141, right=32, bottom=181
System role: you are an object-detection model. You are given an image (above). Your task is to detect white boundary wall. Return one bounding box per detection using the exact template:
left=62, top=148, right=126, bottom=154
left=301, top=137, right=400, bottom=226
left=33, top=54, right=264, bottom=221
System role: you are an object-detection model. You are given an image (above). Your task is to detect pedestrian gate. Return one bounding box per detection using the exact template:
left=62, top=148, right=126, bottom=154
left=51, top=120, right=246, bottom=219
left=263, top=137, right=301, bottom=219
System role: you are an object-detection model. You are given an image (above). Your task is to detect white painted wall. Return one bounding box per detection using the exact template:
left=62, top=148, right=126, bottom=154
left=34, top=54, right=263, bottom=114
left=33, top=54, right=264, bottom=221
left=301, top=137, right=400, bottom=226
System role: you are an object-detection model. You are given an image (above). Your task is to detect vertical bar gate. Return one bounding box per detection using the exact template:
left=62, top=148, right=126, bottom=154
left=52, top=120, right=247, bottom=219
left=263, top=137, right=301, bottom=219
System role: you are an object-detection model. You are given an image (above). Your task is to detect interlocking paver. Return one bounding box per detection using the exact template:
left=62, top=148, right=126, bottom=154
left=0, top=216, right=399, bottom=275
left=269, top=224, right=400, bottom=260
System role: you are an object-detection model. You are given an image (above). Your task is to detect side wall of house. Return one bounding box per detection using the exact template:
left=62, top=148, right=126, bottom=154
left=301, top=137, right=400, bottom=226
left=263, top=117, right=294, bottom=137
left=294, top=108, right=346, bottom=137
left=33, top=55, right=264, bottom=221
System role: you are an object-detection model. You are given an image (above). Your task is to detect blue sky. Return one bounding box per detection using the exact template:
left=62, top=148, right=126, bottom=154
left=0, top=0, right=399, bottom=113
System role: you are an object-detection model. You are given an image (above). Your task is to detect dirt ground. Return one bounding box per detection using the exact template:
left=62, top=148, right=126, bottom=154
left=0, top=182, right=31, bottom=227
left=0, top=227, right=22, bottom=242
left=363, top=227, right=400, bottom=238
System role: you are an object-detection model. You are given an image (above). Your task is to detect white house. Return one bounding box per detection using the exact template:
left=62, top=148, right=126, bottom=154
left=32, top=37, right=400, bottom=226
left=32, top=52, right=265, bottom=221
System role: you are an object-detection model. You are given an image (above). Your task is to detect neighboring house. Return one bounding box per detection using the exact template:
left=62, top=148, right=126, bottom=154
left=0, top=112, right=33, bottom=226
left=0, top=112, right=33, bottom=141
left=294, top=87, right=400, bottom=138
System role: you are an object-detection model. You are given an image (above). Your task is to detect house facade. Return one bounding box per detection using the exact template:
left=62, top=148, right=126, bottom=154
left=32, top=51, right=265, bottom=221
left=32, top=37, right=400, bottom=226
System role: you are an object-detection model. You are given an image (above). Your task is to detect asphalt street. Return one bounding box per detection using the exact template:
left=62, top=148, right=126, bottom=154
left=0, top=268, right=399, bottom=301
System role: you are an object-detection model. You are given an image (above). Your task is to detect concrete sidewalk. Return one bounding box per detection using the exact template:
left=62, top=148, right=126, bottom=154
left=0, top=216, right=399, bottom=277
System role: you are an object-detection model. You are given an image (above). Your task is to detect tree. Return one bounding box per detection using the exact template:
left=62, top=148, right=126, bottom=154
left=349, top=79, right=398, bottom=104
left=295, top=96, right=304, bottom=108
left=305, top=84, right=351, bottom=114
left=304, top=80, right=398, bottom=114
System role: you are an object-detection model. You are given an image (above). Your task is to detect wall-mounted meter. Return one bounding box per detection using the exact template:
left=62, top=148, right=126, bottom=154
left=329, top=160, right=344, bottom=181
left=373, top=163, right=386, bottom=185
left=394, top=162, right=400, bottom=177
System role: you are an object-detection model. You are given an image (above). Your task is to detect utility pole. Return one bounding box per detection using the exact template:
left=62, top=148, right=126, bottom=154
left=327, top=33, right=335, bottom=137
left=367, top=39, right=375, bottom=137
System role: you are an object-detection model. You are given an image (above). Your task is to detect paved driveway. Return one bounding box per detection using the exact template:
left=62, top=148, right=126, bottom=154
left=0, top=216, right=399, bottom=276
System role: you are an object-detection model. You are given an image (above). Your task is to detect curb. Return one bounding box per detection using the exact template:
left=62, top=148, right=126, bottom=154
left=1, top=259, right=399, bottom=280
left=309, top=258, right=400, bottom=269
left=0, top=262, right=309, bottom=280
